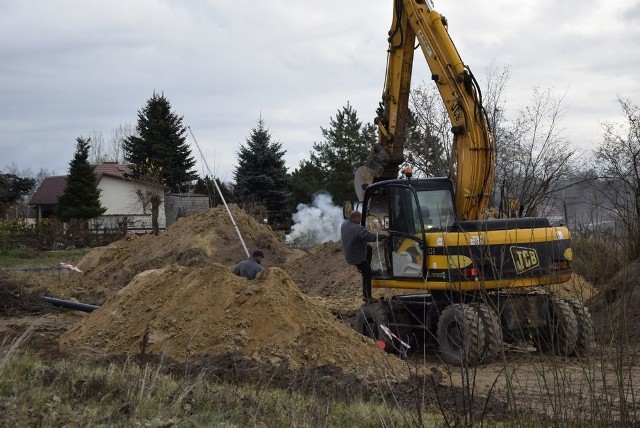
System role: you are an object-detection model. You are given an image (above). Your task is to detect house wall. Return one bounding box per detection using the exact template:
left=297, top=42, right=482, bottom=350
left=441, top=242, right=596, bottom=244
left=97, top=176, right=166, bottom=231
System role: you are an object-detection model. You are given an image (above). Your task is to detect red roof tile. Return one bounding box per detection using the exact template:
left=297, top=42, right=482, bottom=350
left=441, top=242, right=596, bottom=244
left=94, top=162, right=132, bottom=178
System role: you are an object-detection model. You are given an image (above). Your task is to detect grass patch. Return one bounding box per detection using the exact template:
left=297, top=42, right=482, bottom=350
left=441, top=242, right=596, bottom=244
left=0, top=346, right=445, bottom=427
left=0, top=249, right=87, bottom=269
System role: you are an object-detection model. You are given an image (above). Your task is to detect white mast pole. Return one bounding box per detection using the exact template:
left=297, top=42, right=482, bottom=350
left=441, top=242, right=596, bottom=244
left=188, top=126, right=250, bottom=258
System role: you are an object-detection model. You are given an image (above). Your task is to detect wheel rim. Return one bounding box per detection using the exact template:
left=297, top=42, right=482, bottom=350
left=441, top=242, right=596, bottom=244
left=446, top=320, right=465, bottom=351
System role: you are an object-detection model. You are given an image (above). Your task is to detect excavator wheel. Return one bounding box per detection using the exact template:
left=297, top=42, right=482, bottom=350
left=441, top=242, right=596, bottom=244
left=471, top=302, right=504, bottom=363
left=565, top=298, right=594, bottom=357
left=437, top=303, right=486, bottom=366
left=534, top=296, right=578, bottom=356
left=353, top=302, right=411, bottom=356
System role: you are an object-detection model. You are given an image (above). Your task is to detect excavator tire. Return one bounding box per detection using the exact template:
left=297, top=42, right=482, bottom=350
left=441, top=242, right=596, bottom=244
left=353, top=302, right=411, bottom=356
left=471, top=302, right=504, bottom=363
left=437, top=303, right=486, bottom=366
left=565, top=298, right=594, bottom=357
left=534, top=296, right=578, bottom=356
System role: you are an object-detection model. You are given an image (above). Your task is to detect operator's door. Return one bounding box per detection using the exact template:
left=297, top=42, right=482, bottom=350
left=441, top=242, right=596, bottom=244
left=363, top=186, right=391, bottom=276
left=387, top=185, right=425, bottom=278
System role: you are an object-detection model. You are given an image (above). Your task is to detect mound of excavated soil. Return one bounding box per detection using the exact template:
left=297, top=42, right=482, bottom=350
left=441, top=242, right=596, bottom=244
left=588, top=257, right=640, bottom=344
left=53, top=205, right=295, bottom=305
left=286, top=241, right=359, bottom=297
left=548, top=274, right=598, bottom=303
left=59, top=264, right=412, bottom=380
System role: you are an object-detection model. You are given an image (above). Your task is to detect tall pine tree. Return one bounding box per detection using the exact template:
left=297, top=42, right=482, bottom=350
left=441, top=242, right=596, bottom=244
left=234, top=119, right=291, bottom=225
left=55, top=137, right=106, bottom=221
left=123, top=92, right=196, bottom=192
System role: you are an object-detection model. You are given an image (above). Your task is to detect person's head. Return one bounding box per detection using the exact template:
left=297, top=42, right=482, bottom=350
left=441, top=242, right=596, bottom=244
left=251, top=249, right=264, bottom=263
left=349, top=210, right=362, bottom=223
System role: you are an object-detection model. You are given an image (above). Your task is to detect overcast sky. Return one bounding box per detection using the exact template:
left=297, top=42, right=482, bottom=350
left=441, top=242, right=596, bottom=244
left=2, top=0, right=639, bottom=183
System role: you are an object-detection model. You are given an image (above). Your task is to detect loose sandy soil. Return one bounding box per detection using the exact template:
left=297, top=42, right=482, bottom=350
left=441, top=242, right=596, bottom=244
left=3, top=204, right=640, bottom=421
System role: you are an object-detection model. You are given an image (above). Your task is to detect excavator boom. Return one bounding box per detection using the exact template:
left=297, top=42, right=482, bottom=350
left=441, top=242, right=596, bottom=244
left=368, top=0, right=495, bottom=220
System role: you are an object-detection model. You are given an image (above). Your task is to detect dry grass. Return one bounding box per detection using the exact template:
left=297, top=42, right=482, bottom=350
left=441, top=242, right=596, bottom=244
left=0, top=344, right=443, bottom=427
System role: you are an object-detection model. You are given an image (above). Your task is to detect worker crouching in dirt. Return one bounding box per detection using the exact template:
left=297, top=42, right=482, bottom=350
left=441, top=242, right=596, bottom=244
left=234, top=249, right=265, bottom=280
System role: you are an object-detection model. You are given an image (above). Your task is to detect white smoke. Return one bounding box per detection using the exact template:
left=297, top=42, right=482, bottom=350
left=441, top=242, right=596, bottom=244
left=285, top=193, right=344, bottom=244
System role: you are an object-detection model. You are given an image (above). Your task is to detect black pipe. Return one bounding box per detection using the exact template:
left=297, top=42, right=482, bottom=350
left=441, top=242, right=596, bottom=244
left=42, top=296, right=99, bottom=313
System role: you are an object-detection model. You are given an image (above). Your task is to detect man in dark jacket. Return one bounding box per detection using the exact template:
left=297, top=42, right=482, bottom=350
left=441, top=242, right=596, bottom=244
left=341, top=211, right=386, bottom=302
left=234, top=249, right=265, bottom=280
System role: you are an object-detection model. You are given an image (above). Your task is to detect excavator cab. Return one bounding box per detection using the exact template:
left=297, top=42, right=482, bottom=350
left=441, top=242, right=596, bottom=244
left=361, top=177, right=457, bottom=280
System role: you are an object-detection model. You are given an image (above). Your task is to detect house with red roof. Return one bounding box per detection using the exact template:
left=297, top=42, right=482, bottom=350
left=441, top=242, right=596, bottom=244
left=28, top=162, right=166, bottom=232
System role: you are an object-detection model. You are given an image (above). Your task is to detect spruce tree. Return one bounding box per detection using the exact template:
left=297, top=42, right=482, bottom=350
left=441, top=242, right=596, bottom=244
left=302, top=103, right=375, bottom=204
left=55, top=137, right=106, bottom=221
left=234, top=120, right=291, bottom=225
left=289, top=159, right=325, bottom=207
left=123, top=92, right=197, bottom=192
left=193, top=176, right=234, bottom=207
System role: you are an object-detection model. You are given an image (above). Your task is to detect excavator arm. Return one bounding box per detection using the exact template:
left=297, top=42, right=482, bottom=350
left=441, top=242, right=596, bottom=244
left=365, top=0, right=495, bottom=221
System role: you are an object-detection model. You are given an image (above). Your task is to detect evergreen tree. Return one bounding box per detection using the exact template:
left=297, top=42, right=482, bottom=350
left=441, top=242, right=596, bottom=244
left=289, top=159, right=325, bottom=207
left=123, top=91, right=197, bottom=192
left=297, top=103, right=375, bottom=204
left=55, top=137, right=106, bottom=221
left=193, top=176, right=234, bottom=207
left=234, top=119, right=291, bottom=225
left=0, top=173, right=36, bottom=218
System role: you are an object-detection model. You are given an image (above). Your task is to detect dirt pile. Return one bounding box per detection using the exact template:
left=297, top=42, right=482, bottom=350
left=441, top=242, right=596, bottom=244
left=49, top=204, right=367, bottom=315
left=286, top=241, right=359, bottom=297
left=55, top=205, right=295, bottom=304
left=548, top=274, right=598, bottom=302
left=58, top=264, right=412, bottom=380
left=588, top=257, right=640, bottom=344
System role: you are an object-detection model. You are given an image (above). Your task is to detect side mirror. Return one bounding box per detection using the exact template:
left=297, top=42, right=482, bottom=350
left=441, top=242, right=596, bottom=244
left=342, top=201, right=354, bottom=220
left=343, top=200, right=364, bottom=220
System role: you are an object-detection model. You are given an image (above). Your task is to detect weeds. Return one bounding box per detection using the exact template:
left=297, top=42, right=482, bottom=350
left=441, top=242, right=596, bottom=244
left=0, top=345, right=440, bottom=427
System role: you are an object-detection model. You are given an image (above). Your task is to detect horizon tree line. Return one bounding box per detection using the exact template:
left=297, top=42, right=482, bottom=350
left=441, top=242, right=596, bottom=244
left=2, top=78, right=639, bottom=262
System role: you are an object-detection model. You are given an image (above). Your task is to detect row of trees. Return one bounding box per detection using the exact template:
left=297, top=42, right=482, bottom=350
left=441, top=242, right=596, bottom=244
left=2, top=74, right=639, bottom=261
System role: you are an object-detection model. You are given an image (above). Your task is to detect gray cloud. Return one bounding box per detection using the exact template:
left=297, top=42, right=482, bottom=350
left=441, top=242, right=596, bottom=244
left=1, top=0, right=639, bottom=180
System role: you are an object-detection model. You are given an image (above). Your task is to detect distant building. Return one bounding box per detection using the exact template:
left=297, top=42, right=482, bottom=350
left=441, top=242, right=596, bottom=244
left=28, top=162, right=167, bottom=233
left=28, top=175, right=67, bottom=220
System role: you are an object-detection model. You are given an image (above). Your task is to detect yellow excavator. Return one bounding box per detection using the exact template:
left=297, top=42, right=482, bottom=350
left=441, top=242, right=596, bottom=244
left=349, top=0, right=592, bottom=365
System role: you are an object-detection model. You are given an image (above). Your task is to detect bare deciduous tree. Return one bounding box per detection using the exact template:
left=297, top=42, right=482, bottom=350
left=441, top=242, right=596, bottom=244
left=594, top=97, right=640, bottom=260
left=109, top=123, right=135, bottom=163
left=406, top=64, right=511, bottom=186
left=88, top=130, right=107, bottom=165
left=133, top=159, right=165, bottom=235
left=406, top=83, right=451, bottom=177
left=496, top=87, right=574, bottom=218
left=483, top=63, right=511, bottom=145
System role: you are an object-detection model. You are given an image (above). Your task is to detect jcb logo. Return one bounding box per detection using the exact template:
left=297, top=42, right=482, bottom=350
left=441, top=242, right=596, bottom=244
left=510, top=247, right=539, bottom=274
